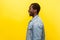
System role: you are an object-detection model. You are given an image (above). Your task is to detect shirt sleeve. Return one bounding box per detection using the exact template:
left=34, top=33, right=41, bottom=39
left=32, top=23, right=43, bottom=40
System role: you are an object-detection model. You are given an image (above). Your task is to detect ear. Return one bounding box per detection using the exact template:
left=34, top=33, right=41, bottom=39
left=34, top=9, right=37, bottom=13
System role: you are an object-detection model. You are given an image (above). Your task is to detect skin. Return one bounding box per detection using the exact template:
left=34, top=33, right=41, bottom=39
left=28, top=5, right=37, bottom=18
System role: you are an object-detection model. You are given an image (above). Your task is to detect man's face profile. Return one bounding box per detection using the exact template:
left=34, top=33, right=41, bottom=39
left=28, top=5, right=34, bottom=16
left=28, top=3, right=40, bottom=17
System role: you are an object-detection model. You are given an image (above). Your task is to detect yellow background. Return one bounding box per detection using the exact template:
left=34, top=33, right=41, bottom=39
left=0, top=0, right=60, bottom=40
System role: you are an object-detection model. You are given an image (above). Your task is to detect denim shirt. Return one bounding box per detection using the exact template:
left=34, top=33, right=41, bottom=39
left=26, top=15, right=45, bottom=40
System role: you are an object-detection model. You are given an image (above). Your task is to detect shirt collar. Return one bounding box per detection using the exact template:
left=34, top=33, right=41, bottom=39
left=31, top=15, right=39, bottom=22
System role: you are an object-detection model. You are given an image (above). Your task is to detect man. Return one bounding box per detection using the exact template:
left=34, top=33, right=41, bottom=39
left=26, top=3, right=45, bottom=40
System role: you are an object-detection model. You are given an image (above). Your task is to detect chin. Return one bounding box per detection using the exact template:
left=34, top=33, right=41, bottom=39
left=29, top=14, right=33, bottom=16
left=29, top=14, right=31, bottom=16
left=29, top=15, right=32, bottom=16
left=29, top=13, right=33, bottom=16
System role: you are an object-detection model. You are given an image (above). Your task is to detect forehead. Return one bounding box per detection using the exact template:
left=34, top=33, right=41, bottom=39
left=29, top=5, right=33, bottom=8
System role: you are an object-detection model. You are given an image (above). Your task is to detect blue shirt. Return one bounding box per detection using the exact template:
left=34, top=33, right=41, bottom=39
left=26, top=15, right=45, bottom=40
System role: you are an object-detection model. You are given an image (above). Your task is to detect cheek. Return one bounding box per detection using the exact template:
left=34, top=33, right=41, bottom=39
left=30, top=9, right=34, bottom=13
left=30, top=8, right=33, bottom=11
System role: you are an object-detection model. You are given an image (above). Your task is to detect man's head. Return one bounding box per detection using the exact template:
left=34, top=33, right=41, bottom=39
left=28, top=3, right=41, bottom=17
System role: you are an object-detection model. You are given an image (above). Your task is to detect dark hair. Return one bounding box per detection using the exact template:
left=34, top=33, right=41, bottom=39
left=31, top=3, right=40, bottom=14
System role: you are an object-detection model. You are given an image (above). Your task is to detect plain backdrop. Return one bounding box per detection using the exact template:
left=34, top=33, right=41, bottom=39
left=0, top=0, right=60, bottom=40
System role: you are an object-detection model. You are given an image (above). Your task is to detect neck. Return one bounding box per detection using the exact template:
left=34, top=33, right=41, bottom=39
left=32, top=13, right=37, bottom=18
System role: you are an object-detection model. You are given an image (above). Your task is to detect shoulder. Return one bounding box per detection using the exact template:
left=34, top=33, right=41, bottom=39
left=32, top=17, right=44, bottom=28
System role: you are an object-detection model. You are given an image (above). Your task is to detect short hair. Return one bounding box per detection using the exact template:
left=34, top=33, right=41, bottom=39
left=31, top=3, right=41, bottom=14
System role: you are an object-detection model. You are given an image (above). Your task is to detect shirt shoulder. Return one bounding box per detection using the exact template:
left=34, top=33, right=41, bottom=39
left=32, top=17, right=44, bottom=28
